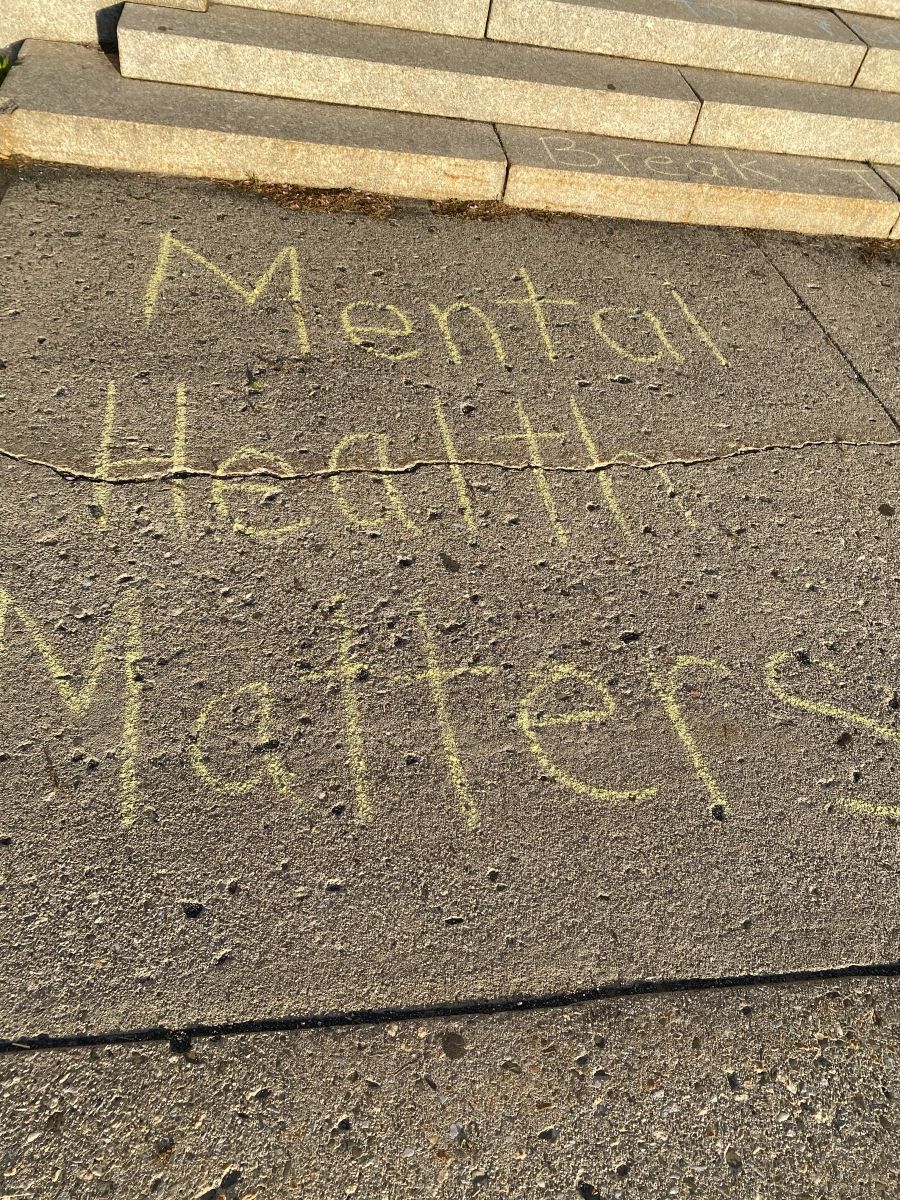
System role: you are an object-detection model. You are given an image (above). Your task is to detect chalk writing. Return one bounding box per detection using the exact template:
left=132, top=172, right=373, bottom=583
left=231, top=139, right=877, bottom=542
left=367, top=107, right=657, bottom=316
left=0, top=588, right=143, bottom=827
left=590, top=307, right=684, bottom=365
left=301, top=595, right=373, bottom=822
left=212, top=446, right=310, bottom=538
left=429, top=301, right=506, bottom=365
left=494, top=267, right=577, bottom=362
left=571, top=395, right=697, bottom=541
left=765, top=650, right=900, bottom=819
left=519, top=662, right=657, bottom=804
left=666, top=287, right=729, bottom=367
left=432, top=397, right=477, bottom=534
left=341, top=301, right=419, bottom=362
left=190, top=682, right=296, bottom=798
left=411, top=601, right=496, bottom=828
left=144, top=233, right=310, bottom=354
left=484, top=398, right=569, bottom=545
left=93, top=381, right=188, bottom=531
left=142, top=235, right=730, bottom=372
left=647, top=655, right=731, bottom=816
left=328, top=432, right=419, bottom=535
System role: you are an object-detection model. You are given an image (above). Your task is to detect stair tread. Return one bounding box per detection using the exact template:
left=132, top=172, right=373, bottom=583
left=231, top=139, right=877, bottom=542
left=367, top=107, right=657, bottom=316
left=118, top=2, right=697, bottom=100
left=487, top=0, right=866, bottom=87
left=687, top=66, right=900, bottom=161
left=222, top=0, right=489, bottom=38
left=3, top=39, right=898, bottom=240
left=500, top=123, right=900, bottom=236
left=770, top=0, right=900, bottom=17
left=0, top=40, right=507, bottom=199
left=116, top=1, right=701, bottom=142
left=841, top=9, right=900, bottom=91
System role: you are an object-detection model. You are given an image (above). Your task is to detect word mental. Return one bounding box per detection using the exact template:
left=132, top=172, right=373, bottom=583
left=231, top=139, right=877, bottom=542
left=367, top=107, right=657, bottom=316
left=143, top=234, right=729, bottom=367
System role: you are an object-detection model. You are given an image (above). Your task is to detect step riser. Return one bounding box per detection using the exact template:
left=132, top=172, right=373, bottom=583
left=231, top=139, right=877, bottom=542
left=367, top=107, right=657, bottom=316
left=695, top=106, right=900, bottom=162
left=842, top=11, right=900, bottom=92
left=117, top=24, right=701, bottom=143
left=487, top=0, right=867, bottom=89
left=2, top=111, right=508, bottom=200
left=686, top=72, right=900, bottom=164
left=506, top=166, right=899, bottom=236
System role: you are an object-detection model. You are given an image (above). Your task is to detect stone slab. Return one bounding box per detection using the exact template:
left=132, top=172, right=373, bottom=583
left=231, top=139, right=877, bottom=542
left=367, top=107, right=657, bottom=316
left=1, top=165, right=900, bottom=1037
left=499, top=125, right=900, bottom=237
left=0, top=0, right=207, bottom=51
left=225, top=0, right=490, bottom=39
left=487, top=0, right=865, bottom=87
left=687, top=67, right=900, bottom=163
left=760, top=228, right=900, bottom=405
left=844, top=10, right=900, bottom=92
left=117, top=2, right=701, bottom=142
left=3, top=979, right=900, bottom=1197
left=0, top=41, right=508, bottom=202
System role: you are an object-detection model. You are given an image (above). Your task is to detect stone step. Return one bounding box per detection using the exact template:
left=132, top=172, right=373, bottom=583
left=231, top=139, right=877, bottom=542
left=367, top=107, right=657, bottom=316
left=0, top=39, right=508, bottom=200
left=116, top=2, right=701, bottom=143
left=842, top=10, right=900, bottom=92
left=221, top=0, right=490, bottom=38
left=500, top=124, right=900, bottom=236
left=687, top=67, right=900, bottom=163
left=1, top=0, right=206, bottom=51
left=4, top=39, right=899, bottom=241
left=487, top=0, right=866, bottom=88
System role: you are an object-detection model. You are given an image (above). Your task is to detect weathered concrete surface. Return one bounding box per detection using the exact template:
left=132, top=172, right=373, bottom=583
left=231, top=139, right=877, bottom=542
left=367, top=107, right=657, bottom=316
left=0, top=41, right=509, bottom=202
left=1, top=166, right=900, bottom=1045
left=779, top=0, right=900, bottom=16
left=3, top=979, right=900, bottom=1198
left=753, top=228, right=900, bottom=400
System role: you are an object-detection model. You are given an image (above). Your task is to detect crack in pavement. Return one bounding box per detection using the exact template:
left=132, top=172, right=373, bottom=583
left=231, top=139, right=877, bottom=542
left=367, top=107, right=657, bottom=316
left=751, top=235, right=900, bottom=436
left=0, top=436, right=898, bottom=488
left=3, top=958, right=900, bottom=1057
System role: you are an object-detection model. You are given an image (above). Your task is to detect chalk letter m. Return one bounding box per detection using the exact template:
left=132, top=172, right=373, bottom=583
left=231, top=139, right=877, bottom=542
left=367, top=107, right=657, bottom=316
left=0, top=589, right=144, bottom=828
left=143, top=232, right=310, bottom=354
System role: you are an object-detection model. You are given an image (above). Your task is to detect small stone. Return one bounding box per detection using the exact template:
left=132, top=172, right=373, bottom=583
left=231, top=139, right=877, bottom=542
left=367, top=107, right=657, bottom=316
left=441, top=1030, right=467, bottom=1059
left=181, top=901, right=204, bottom=918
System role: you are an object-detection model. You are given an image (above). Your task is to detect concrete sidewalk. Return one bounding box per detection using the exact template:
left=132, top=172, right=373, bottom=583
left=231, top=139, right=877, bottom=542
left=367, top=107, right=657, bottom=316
left=0, top=160, right=898, bottom=1196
